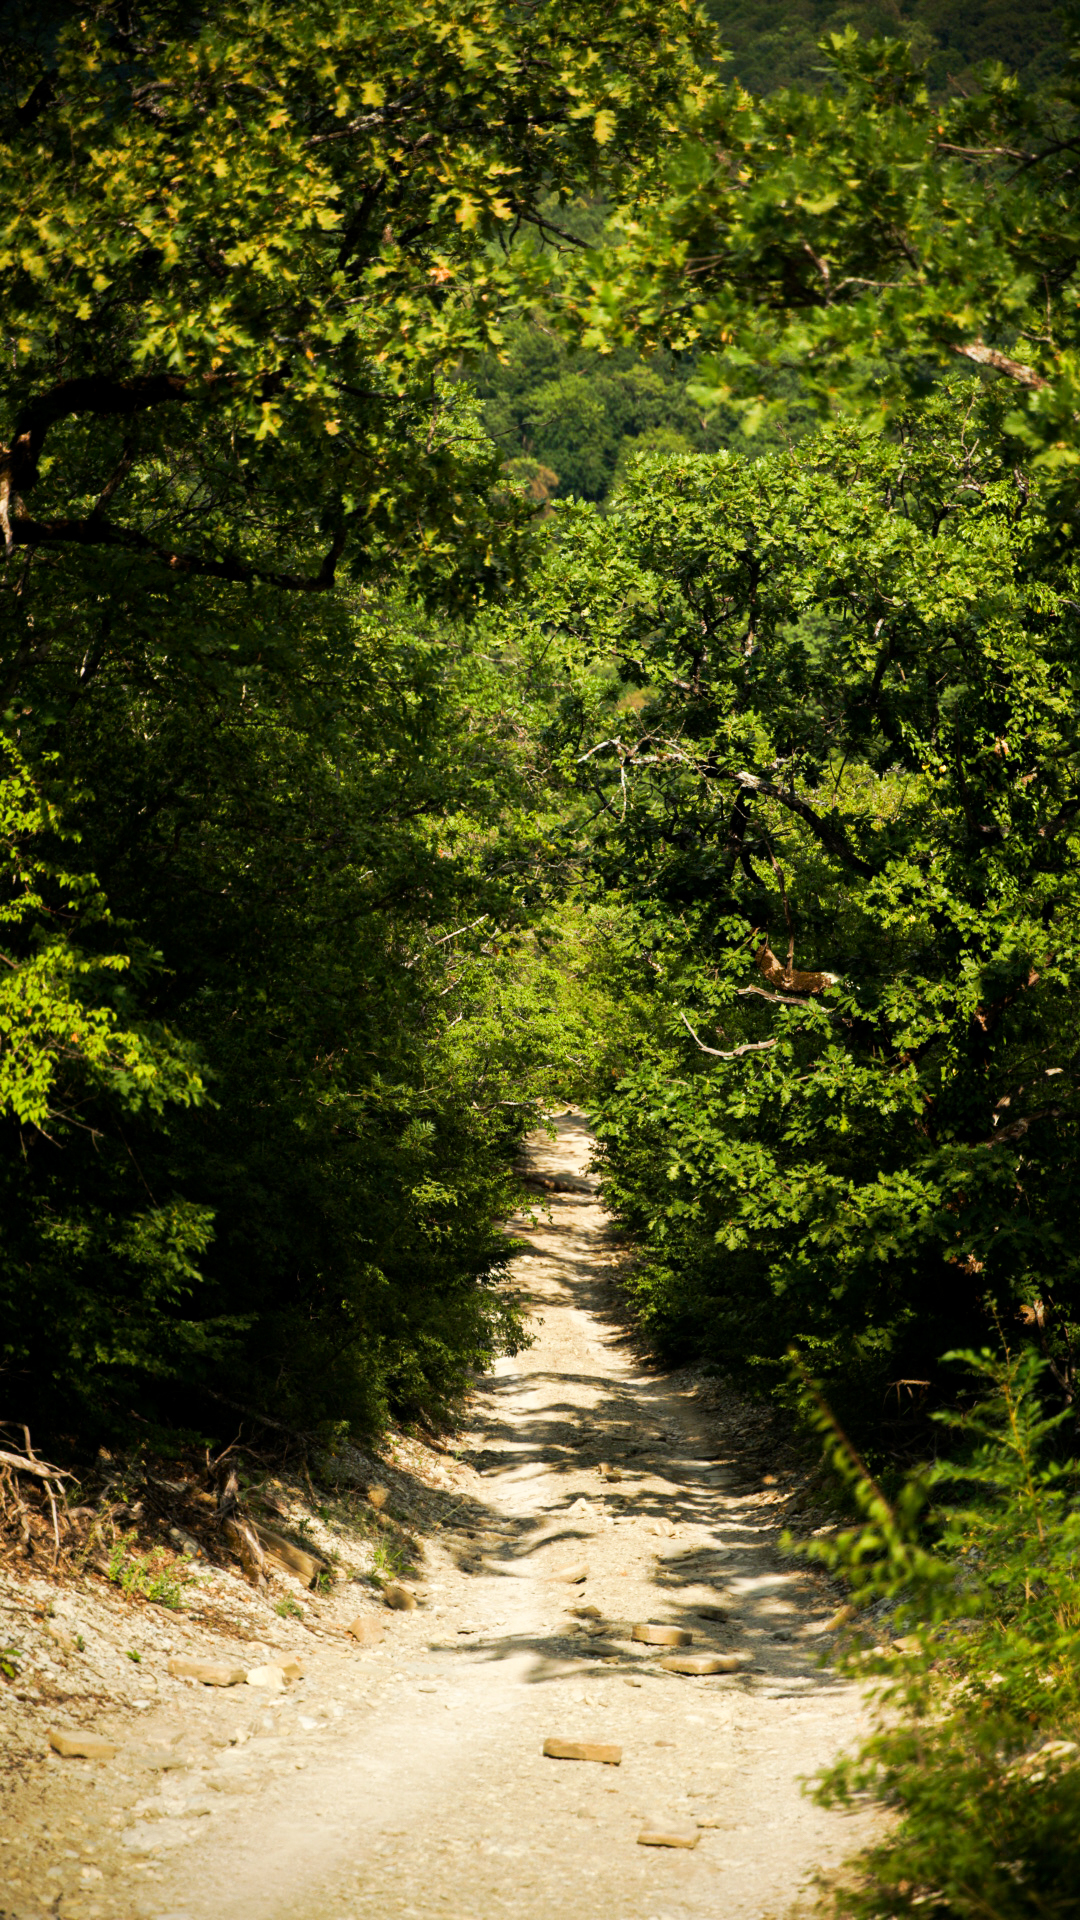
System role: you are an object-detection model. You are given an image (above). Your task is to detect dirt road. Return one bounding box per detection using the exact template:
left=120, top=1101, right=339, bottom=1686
left=3, top=1114, right=875, bottom=1920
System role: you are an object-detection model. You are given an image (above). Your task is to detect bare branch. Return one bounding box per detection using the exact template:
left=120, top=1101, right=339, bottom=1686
left=679, top=1011, right=777, bottom=1060
left=736, top=983, right=809, bottom=1006
left=979, top=1107, right=1062, bottom=1148
left=92, top=443, right=136, bottom=515
left=950, top=340, right=1049, bottom=390
left=0, top=1449, right=76, bottom=1482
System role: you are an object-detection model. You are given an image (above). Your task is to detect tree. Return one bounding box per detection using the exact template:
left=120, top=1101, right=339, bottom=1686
left=0, top=0, right=715, bottom=1435
left=521, top=394, right=1080, bottom=1433
left=706, top=0, right=1068, bottom=97
left=580, top=18, right=1080, bottom=510
left=1, top=0, right=714, bottom=598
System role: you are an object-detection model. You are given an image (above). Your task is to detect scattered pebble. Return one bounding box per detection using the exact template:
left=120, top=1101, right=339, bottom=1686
left=245, top=1665, right=286, bottom=1690
left=383, top=1583, right=418, bottom=1612
left=659, top=1654, right=741, bottom=1676
left=637, top=1823, right=701, bottom=1849
left=547, top=1561, right=589, bottom=1584
left=347, top=1616, right=386, bottom=1646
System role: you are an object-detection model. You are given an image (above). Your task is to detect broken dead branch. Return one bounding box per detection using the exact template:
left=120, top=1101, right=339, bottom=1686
left=679, top=1012, right=778, bottom=1060
left=0, top=1449, right=76, bottom=1482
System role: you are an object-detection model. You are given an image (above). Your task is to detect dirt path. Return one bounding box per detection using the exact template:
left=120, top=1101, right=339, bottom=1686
left=4, top=1114, right=876, bottom=1920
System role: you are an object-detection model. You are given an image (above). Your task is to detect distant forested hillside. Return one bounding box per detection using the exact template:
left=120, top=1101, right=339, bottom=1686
left=711, top=0, right=1065, bottom=94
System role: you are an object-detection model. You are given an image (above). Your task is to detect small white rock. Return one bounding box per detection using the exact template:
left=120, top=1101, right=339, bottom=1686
left=245, top=1665, right=286, bottom=1691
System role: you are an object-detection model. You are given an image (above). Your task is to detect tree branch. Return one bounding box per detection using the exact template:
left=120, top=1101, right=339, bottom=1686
left=680, top=1011, right=777, bottom=1060
left=15, top=74, right=56, bottom=128
left=7, top=512, right=347, bottom=592
left=730, top=770, right=874, bottom=876
left=950, top=341, right=1049, bottom=390
left=6, top=374, right=191, bottom=501
left=736, top=983, right=809, bottom=1006
left=506, top=206, right=591, bottom=251
left=0, top=1449, right=75, bottom=1482
left=979, top=1106, right=1062, bottom=1148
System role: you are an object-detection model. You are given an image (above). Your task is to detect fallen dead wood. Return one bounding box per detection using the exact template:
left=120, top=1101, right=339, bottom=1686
left=0, top=1433, right=80, bottom=1564
left=221, top=1514, right=270, bottom=1586
left=216, top=1456, right=329, bottom=1587
left=247, top=1518, right=329, bottom=1587
left=755, top=940, right=838, bottom=994
left=0, top=1450, right=75, bottom=1482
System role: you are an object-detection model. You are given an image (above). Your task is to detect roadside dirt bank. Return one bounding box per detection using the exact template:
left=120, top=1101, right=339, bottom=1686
left=1, top=1111, right=878, bottom=1920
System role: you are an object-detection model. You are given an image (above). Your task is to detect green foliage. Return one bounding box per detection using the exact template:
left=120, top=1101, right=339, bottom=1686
left=106, top=1531, right=187, bottom=1608
left=0, top=0, right=710, bottom=1440
left=0, top=740, right=204, bottom=1128
left=0, top=0, right=714, bottom=601
left=480, top=9, right=1064, bottom=503
left=0, top=575, right=578, bottom=1431
left=372, top=1538, right=409, bottom=1580
left=0, top=743, right=220, bottom=1421
left=0, top=5, right=1072, bottom=1895
left=797, top=1345, right=1080, bottom=1919
left=519, top=395, right=1080, bottom=1434
left=477, top=319, right=825, bottom=504
left=477, top=327, right=711, bottom=504
left=581, top=13, right=1080, bottom=513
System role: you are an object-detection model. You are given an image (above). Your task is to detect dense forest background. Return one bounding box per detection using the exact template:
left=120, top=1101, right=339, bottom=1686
left=1, top=0, right=1075, bottom=1489
left=1, top=0, right=1076, bottom=1432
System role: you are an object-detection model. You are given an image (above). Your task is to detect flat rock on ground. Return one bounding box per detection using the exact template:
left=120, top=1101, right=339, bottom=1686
left=0, top=1112, right=879, bottom=1920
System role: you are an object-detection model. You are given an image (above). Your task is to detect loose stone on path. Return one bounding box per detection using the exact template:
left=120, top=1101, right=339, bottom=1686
left=542, top=1738, right=623, bottom=1765
left=167, top=1658, right=248, bottom=1687
left=47, top=1730, right=118, bottom=1760
left=637, top=1822, right=701, bottom=1849
left=632, top=1624, right=693, bottom=1647
left=659, top=1653, right=741, bottom=1676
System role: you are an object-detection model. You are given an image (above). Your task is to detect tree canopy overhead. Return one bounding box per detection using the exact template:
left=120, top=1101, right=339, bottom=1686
left=1, top=0, right=1074, bottom=1443
left=1, top=0, right=715, bottom=600
left=0, top=0, right=717, bottom=1435
left=2, top=9, right=1078, bottom=1912
left=581, top=19, right=1080, bottom=505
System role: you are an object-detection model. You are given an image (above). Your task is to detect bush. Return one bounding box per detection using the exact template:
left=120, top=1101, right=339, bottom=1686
left=799, top=1346, right=1080, bottom=1919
